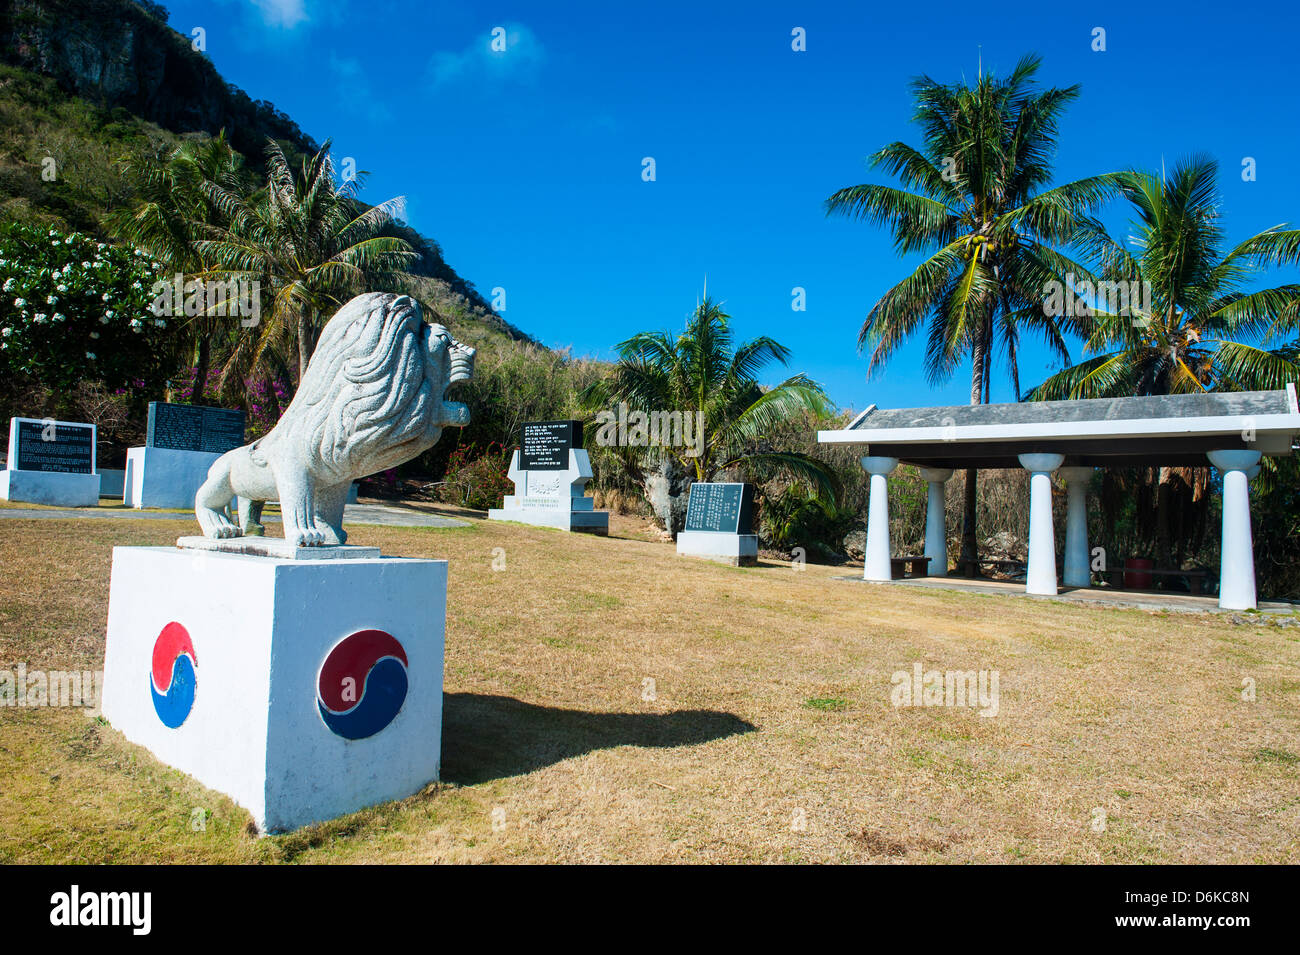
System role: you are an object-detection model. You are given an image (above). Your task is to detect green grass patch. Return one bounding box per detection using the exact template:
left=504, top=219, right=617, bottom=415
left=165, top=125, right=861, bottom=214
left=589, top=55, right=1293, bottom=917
left=802, top=697, right=849, bottom=712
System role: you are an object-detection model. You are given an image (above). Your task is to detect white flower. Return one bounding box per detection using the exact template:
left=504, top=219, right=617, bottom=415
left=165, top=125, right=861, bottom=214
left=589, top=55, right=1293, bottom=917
left=13, top=298, right=24, bottom=307
left=56, top=284, right=67, bottom=292
left=1, top=327, right=11, bottom=337
left=32, top=313, right=46, bottom=324
left=52, top=313, right=65, bottom=322
left=2, top=279, right=12, bottom=292
left=102, top=293, right=110, bottom=301
left=81, top=261, right=90, bottom=268
left=85, top=351, right=96, bottom=359
left=47, top=296, right=57, bottom=305
left=130, top=319, right=142, bottom=331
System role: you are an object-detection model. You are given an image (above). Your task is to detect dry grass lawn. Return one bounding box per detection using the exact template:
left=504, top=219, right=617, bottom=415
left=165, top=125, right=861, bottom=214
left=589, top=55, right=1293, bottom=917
left=1, top=505, right=1298, bottom=863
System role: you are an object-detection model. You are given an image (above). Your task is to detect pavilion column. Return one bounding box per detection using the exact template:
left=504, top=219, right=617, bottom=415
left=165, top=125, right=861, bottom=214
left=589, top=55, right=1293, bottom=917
left=861, top=456, right=899, bottom=582
left=1059, top=467, right=1094, bottom=588
left=918, top=468, right=953, bottom=576
left=1208, top=450, right=1262, bottom=611
left=1018, top=453, right=1065, bottom=596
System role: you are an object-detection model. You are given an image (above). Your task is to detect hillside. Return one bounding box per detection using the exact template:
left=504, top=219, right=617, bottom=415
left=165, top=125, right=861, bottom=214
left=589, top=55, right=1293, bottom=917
left=0, top=0, right=531, bottom=344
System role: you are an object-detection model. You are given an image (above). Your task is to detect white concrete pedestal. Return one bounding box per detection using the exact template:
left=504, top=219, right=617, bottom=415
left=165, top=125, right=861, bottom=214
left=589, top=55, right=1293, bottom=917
left=488, top=448, right=609, bottom=534
left=1059, top=467, right=1094, bottom=588
left=918, top=467, right=953, bottom=576
left=676, top=530, right=758, bottom=567
left=1208, top=449, right=1261, bottom=611
left=124, top=446, right=221, bottom=509
left=101, top=546, right=447, bottom=833
left=1019, top=453, right=1064, bottom=596
left=861, top=456, right=899, bottom=582
left=0, top=468, right=100, bottom=506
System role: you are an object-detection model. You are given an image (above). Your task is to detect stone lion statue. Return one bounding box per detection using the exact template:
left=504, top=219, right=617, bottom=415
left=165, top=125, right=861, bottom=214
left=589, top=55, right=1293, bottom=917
left=195, top=292, right=475, bottom=546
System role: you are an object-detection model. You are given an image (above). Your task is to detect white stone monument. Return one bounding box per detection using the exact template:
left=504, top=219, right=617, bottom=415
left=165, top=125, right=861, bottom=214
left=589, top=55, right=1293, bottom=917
left=101, top=547, right=446, bottom=833
left=124, top=402, right=246, bottom=509
left=676, top=481, right=758, bottom=566
left=0, top=417, right=101, bottom=507
left=488, top=420, right=609, bottom=534
left=100, top=293, right=475, bottom=832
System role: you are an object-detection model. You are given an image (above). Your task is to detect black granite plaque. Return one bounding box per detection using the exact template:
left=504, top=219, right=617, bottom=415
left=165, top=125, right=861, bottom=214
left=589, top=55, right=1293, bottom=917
left=519, top=420, right=583, bottom=471
left=683, top=482, right=754, bottom=534
left=11, top=419, right=94, bottom=474
left=147, top=402, right=246, bottom=454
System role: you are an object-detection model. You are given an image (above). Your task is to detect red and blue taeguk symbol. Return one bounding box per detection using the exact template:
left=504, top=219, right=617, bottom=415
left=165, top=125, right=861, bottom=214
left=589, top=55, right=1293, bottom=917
left=317, top=629, right=409, bottom=740
left=150, top=621, right=197, bottom=728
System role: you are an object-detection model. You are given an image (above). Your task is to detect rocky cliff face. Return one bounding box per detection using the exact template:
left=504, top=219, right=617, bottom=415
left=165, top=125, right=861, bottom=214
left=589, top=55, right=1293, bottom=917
left=0, top=0, right=316, bottom=158
left=0, top=0, right=529, bottom=337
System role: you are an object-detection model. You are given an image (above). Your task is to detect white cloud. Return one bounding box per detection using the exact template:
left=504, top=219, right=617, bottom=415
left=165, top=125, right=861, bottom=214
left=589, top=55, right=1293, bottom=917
left=430, top=23, right=545, bottom=88
left=249, top=0, right=308, bottom=29
left=329, top=55, right=392, bottom=122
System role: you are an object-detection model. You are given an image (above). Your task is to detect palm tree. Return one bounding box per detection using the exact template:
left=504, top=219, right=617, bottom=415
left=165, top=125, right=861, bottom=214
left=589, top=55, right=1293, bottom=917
left=109, top=132, right=247, bottom=403
left=197, top=139, right=417, bottom=382
left=825, top=53, right=1121, bottom=574
left=1027, top=155, right=1300, bottom=400
left=581, top=295, right=839, bottom=528
left=1025, top=155, right=1300, bottom=568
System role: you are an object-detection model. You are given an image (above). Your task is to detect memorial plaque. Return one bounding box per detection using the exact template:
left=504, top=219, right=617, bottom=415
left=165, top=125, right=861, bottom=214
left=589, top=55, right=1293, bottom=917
left=10, top=418, right=95, bottom=474
left=519, top=420, right=583, bottom=471
left=147, top=402, right=246, bottom=454
left=683, top=482, right=754, bottom=534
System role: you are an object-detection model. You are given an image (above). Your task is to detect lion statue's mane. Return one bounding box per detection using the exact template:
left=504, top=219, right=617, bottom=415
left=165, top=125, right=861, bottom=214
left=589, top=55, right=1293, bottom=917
left=194, top=292, right=474, bottom=546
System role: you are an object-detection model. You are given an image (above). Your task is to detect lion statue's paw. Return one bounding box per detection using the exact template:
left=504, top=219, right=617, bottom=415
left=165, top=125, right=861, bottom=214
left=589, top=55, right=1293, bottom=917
left=287, top=526, right=327, bottom=547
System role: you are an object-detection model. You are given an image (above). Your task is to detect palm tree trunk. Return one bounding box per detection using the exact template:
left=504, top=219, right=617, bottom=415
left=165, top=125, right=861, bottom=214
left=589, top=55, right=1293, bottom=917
left=959, top=329, right=989, bottom=577
left=191, top=335, right=209, bottom=405
left=297, top=310, right=314, bottom=380
left=1155, top=467, right=1174, bottom=567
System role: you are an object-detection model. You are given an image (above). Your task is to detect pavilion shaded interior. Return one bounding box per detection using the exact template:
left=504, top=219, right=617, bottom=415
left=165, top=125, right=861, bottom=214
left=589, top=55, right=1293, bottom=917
left=817, top=388, right=1300, bottom=611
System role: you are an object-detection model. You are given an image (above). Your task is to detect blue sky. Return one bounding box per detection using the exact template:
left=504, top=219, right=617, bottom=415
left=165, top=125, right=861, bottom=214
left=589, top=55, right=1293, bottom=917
left=167, top=0, right=1299, bottom=409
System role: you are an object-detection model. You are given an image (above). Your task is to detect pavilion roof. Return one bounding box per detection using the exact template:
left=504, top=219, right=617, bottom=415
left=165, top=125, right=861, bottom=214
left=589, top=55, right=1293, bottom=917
left=817, top=386, right=1300, bottom=469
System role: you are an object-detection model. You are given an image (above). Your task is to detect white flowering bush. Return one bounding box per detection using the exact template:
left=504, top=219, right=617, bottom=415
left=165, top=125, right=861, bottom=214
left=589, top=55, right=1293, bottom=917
left=0, top=223, right=171, bottom=391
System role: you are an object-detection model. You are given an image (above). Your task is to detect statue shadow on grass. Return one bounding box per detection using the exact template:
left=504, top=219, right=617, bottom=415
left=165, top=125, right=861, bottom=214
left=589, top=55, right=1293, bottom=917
left=440, top=693, right=756, bottom=785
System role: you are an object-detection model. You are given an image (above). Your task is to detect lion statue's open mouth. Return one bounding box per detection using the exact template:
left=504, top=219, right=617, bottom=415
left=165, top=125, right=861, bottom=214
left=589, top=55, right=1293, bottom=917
left=193, top=292, right=476, bottom=546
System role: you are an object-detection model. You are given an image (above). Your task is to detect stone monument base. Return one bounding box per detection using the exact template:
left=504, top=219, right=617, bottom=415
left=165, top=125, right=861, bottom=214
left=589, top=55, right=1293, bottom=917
left=176, top=536, right=380, bottom=560
left=676, top=530, right=759, bottom=567
left=124, top=446, right=221, bottom=509
left=487, top=505, right=609, bottom=535
left=101, top=545, right=446, bottom=833
left=99, top=468, right=126, bottom=499
left=0, top=468, right=100, bottom=507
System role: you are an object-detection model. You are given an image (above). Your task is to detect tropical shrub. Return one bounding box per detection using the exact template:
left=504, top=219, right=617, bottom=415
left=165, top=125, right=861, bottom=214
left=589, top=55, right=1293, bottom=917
left=436, top=442, right=515, bottom=510
left=759, top=483, right=860, bottom=559
left=0, top=222, right=170, bottom=395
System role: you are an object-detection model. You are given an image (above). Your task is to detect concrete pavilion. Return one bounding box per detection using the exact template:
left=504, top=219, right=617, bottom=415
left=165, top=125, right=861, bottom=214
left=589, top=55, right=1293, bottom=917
left=817, top=386, right=1300, bottom=610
